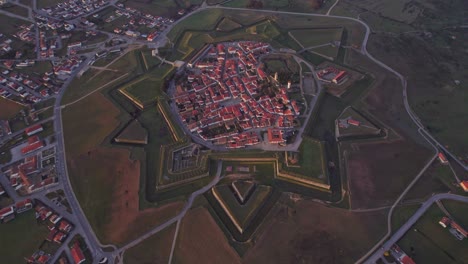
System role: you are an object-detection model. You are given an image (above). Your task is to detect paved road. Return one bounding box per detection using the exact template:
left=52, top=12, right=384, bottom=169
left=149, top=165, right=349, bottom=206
left=364, top=193, right=468, bottom=264
left=326, top=0, right=340, bottom=16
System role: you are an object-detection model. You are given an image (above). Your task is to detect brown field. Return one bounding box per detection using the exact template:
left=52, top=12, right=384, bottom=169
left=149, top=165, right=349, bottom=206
left=124, top=223, right=176, bottom=264
left=0, top=97, right=24, bottom=119
left=244, top=199, right=387, bottom=264
left=403, top=161, right=450, bottom=202
left=64, top=92, right=183, bottom=246
left=174, top=207, right=241, bottom=264
left=346, top=139, right=432, bottom=209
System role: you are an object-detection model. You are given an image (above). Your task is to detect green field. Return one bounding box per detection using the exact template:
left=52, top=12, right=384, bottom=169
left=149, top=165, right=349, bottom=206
left=0, top=211, right=49, bottom=264
left=216, top=17, right=242, bottom=31
left=124, top=223, right=176, bottom=264
left=398, top=204, right=468, bottom=263
left=62, top=49, right=147, bottom=105
left=164, top=8, right=365, bottom=64
left=336, top=106, right=381, bottom=138
left=115, top=119, right=147, bottom=143
left=443, top=200, right=468, bottom=228
left=290, top=27, right=343, bottom=48
left=213, top=184, right=272, bottom=230
left=280, top=138, right=328, bottom=184
left=223, top=0, right=333, bottom=14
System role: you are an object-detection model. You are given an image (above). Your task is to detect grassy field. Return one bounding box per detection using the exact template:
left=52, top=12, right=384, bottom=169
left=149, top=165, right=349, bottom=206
left=1, top=4, right=29, bottom=18
left=174, top=207, right=241, bottom=264
left=0, top=211, right=49, bottom=264
left=122, top=0, right=182, bottom=17
left=368, top=32, right=468, bottom=160
left=63, top=91, right=183, bottom=245
left=244, top=199, right=388, bottom=263
left=115, top=119, right=147, bottom=143
left=281, top=138, right=328, bottom=184
left=124, top=223, right=176, bottom=264
left=346, top=140, right=432, bottom=209
left=398, top=204, right=468, bottom=264
left=290, top=27, right=343, bottom=48
left=443, top=200, right=468, bottom=228
left=37, top=0, right=62, bottom=8
left=223, top=0, right=334, bottom=14
left=336, top=107, right=381, bottom=137
left=391, top=204, right=420, bottom=231
left=216, top=17, right=242, bottom=31
left=0, top=97, right=24, bottom=119
left=62, top=69, right=125, bottom=105
left=403, top=161, right=451, bottom=201
left=213, top=184, right=272, bottom=230
left=120, top=63, right=174, bottom=105
left=165, top=8, right=364, bottom=65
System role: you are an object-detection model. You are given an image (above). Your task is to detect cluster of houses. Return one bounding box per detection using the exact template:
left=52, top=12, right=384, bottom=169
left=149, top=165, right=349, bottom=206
left=317, top=66, right=349, bottom=85
left=175, top=42, right=301, bottom=148
left=40, top=0, right=110, bottom=20
left=35, top=14, right=76, bottom=32
left=3, top=149, right=58, bottom=194
left=0, top=61, right=67, bottom=105
left=24, top=201, right=80, bottom=264
left=52, top=56, right=83, bottom=76
left=0, top=198, right=33, bottom=223
left=390, top=245, right=416, bottom=264
left=105, top=4, right=175, bottom=41
left=0, top=24, right=35, bottom=58
left=439, top=216, right=468, bottom=240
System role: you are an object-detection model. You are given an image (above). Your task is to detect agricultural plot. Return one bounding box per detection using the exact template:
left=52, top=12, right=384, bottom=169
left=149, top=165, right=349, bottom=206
left=335, top=106, right=381, bottom=139
left=398, top=204, right=468, bottom=264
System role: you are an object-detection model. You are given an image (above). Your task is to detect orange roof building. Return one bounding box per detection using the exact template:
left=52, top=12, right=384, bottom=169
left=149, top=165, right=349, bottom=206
left=460, top=181, right=468, bottom=192
left=267, top=128, right=285, bottom=144
left=70, top=242, right=86, bottom=264
left=438, top=152, right=448, bottom=164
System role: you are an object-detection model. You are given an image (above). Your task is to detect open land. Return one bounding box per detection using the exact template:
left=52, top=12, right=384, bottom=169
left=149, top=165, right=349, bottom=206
left=123, top=223, right=176, bottom=264
left=244, top=198, right=388, bottom=264
left=403, top=161, right=453, bottom=201
left=174, top=207, right=241, bottom=264
left=398, top=204, right=468, bottom=264
left=346, top=140, right=432, bottom=209
left=63, top=91, right=183, bottom=245
left=0, top=211, right=49, bottom=264
left=223, top=0, right=336, bottom=15
left=0, top=97, right=24, bottom=119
